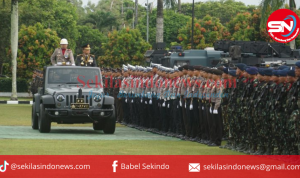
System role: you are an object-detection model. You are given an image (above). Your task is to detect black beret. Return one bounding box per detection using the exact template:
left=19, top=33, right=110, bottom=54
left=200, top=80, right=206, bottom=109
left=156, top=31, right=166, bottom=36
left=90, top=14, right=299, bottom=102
left=236, top=63, right=247, bottom=71
left=81, top=44, right=91, bottom=49
left=228, top=70, right=237, bottom=77
left=287, top=67, right=295, bottom=77
left=264, top=69, right=273, bottom=76
left=277, top=70, right=287, bottom=77
left=223, top=67, right=229, bottom=74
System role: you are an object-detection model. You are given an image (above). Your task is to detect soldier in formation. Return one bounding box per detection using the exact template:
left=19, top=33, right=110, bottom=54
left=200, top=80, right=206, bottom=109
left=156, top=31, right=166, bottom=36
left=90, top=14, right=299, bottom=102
left=101, top=62, right=300, bottom=155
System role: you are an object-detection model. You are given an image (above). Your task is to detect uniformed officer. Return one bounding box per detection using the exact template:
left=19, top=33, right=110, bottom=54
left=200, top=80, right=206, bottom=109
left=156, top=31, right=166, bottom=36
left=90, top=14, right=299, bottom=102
left=210, top=69, right=224, bottom=146
left=76, top=44, right=97, bottom=67
left=178, top=65, right=189, bottom=140
left=120, top=66, right=131, bottom=124
left=51, top=38, right=75, bottom=66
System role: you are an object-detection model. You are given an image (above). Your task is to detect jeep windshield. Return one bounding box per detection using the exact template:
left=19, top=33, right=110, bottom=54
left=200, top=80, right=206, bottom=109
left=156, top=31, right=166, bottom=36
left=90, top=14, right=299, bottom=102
left=47, top=68, right=102, bottom=87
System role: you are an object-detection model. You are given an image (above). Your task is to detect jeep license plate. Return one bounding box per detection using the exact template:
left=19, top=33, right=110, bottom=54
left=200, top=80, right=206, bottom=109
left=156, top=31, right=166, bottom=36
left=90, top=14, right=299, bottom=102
left=71, top=103, right=89, bottom=109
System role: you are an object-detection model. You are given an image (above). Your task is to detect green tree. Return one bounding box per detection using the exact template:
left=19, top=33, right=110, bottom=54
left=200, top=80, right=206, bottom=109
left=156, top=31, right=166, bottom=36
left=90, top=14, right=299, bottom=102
left=0, top=0, right=11, bottom=75
left=177, top=19, right=206, bottom=49
left=181, top=0, right=256, bottom=24
left=177, top=15, right=229, bottom=49
left=76, top=25, right=107, bottom=56
left=164, top=0, right=177, bottom=9
left=13, top=23, right=60, bottom=79
left=18, top=0, right=79, bottom=50
left=83, top=11, right=117, bottom=32
left=260, top=0, right=297, bottom=49
left=199, top=15, right=230, bottom=45
left=227, top=10, right=273, bottom=42
left=99, top=28, right=151, bottom=68
left=138, top=9, right=191, bottom=47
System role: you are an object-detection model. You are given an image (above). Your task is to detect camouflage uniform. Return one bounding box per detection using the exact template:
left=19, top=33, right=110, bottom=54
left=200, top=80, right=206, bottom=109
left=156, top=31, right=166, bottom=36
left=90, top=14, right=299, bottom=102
left=253, top=81, right=267, bottom=154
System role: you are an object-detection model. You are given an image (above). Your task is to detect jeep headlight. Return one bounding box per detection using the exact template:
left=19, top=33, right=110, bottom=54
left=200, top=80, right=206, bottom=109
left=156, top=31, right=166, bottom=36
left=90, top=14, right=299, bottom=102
left=56, top=94, right=65, bottom=102
left=94, top=94, right=101, bottom=102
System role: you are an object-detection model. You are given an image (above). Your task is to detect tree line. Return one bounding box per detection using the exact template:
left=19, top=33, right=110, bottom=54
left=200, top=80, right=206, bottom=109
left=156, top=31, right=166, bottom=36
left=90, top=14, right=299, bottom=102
left=0, top=0, right=299, bottom=91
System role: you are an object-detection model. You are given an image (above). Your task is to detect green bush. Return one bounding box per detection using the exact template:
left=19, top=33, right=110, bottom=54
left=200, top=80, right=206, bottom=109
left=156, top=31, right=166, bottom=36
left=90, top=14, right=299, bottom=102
left=0, top=78, right=29, bottom=92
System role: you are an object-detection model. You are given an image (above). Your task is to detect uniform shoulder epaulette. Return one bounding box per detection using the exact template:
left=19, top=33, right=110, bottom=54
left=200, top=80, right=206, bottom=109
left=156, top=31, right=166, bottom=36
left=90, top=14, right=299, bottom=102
left=77, top=54, right=83, bottom=57
left=67, top=49, right=72, bottom=51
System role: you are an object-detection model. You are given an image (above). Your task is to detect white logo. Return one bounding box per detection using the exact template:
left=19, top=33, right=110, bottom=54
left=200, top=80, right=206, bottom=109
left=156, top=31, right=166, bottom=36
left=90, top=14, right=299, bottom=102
left=268, top=21, right=293, bottom=33
left=112, top=160, right=118, bottom=172
left=189, top=163, right=200, bottom=172
left=0, top=160, right=9, bottom=173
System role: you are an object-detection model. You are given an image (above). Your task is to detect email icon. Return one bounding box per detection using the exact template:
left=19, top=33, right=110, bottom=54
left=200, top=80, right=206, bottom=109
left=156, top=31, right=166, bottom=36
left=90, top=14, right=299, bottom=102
left=189, top=163, right=200, bottom=172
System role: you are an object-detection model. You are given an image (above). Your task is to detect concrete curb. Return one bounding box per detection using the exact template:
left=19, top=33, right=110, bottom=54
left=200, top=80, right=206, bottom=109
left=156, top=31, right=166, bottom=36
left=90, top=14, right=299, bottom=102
left=0, top=101, right=33, bottom=104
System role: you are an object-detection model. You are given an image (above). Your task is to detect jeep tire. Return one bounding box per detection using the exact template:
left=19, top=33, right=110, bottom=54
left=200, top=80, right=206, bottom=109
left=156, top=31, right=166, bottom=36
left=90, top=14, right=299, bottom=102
left=93, top=121, right=104, bottom=130
left=38, top=104, right=51, bottom=133
left=103, top=105, right=116, bottom=134
left=31, top=102, right=39, bottom=129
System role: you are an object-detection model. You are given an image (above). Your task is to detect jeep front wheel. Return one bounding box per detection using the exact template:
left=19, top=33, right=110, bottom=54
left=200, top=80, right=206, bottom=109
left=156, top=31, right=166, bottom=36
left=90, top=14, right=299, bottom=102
left=93, top=122, right=103, bottom=130
left=103, top=105, right=116, bottom=134
left=38, top=104, right=51, bottom=133
left=31, top=102, right=39, bottom=129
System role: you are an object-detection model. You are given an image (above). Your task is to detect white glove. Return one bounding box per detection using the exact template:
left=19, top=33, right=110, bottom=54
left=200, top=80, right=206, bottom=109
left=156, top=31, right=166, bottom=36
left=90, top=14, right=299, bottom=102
left=141, top=99, right=143, bottom=103
left=162, top=102, right=165, bottom=107
left=145, top=101, right=147, bottom=104
left=202, top=106, right=204, bottom=110
left=213, top=109, right=218, bottom=114
left=147, top=92, right=151, bottom=99
left=125, top=99, right=127, bottom=103
left=71, top=64, right=75, bottom=66
left=131, top=99, right=133, bottom=103
left=149, top=99, right=152, bottom=104
left=185, top=102, right=186, bottom=108
left=210, top=107, right=212, bottom=113
left=190, top=104, right=193, bottom=110
left=180, top=100, right=182, bottom=107
left=167, top=103, right=170, bottom=108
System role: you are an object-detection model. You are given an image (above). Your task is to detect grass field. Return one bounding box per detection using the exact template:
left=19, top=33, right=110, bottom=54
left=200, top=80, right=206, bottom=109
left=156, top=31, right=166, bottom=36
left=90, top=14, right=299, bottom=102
left=0, top=97, right=32, bottom=101
left=0, top=105, right=243, bottom=155
left=0, top=105, right=124, bottom=127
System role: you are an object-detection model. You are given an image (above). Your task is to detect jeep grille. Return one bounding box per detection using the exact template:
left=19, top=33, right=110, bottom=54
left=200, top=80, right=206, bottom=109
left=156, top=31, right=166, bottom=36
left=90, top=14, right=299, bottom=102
left=65, top=95, right=93, bottom=106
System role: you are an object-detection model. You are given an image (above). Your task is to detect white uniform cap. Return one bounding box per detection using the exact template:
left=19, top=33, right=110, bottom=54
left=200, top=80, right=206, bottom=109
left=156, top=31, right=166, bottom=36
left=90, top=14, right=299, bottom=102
left=60, top=38, right=68, bottom=45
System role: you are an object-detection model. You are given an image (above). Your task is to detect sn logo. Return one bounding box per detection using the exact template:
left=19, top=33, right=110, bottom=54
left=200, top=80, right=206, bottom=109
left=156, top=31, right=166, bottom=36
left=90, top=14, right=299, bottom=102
left=0, top=160, right=9, bottom=173
left=268, top=15, right=297, bottom=37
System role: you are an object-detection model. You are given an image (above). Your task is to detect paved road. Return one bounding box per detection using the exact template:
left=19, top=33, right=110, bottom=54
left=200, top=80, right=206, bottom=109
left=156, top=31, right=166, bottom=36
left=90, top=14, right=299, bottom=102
left=0, top=126, right=179, bottom=141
